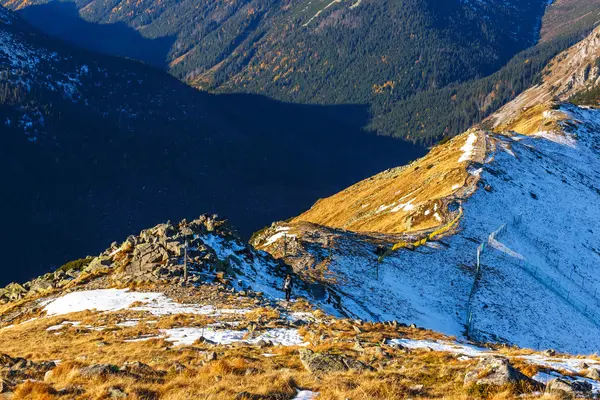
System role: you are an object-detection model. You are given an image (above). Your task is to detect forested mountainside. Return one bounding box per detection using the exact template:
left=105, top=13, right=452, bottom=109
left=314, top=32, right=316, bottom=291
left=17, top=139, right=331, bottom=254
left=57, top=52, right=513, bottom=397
left=252, top=25, right=600, bottom=353
left=2, top=0, right=587, bottom=143
left=0, top=7, right=424, bottom=286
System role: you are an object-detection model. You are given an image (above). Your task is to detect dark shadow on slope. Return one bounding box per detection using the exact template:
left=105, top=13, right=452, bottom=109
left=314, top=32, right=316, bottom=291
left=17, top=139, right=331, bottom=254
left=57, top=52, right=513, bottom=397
left=1, top=93, right=425, bottom=286
left=16, top=2, right=174, bottom=68
left=0, top=16, right=426, bottom=285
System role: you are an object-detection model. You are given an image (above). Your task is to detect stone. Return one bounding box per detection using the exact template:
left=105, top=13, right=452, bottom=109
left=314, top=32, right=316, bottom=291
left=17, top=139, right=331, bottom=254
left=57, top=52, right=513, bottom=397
left=79, top=364, right=120, bottom=378
left=108, top=386, right=127, bottom=399
left=170, top=362, right=186, bottom=373
left=546, top=378, right=592, bottom=396
left=255, top=340, right=272, bottom=349
left=353, top=340, right=365, bottom=352
left=29, top=279, right=53, bottom=293
left=464, top=357, right=535, bottom=387
left=543, top=349, right=556, bottom=357
left=298, top=349, right=373, bottom=375
left=56, top=385, right=85, bottom=396
left=586, top=368, right=600, bottom=380
left=0, top=378, right=13, bottom=393
left=44, top=369, right=54, bottom=382
left=132, top=388, right=159, bottom=400
left=120, top=361, right=164, bottom=377
left=409, top=384, right=424, bottom=394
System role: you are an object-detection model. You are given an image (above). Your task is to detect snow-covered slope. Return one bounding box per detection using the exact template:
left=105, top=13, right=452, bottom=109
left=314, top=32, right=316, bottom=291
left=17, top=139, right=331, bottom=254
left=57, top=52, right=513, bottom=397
left=251, top=25, right=600, bottom=353
left=254, top=104, right=600, bottom=354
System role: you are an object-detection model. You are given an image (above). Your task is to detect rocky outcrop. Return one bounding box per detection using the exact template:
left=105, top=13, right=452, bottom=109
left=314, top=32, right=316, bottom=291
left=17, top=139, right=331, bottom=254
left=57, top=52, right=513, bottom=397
left=298, top=348, right=373, bottom=375
left=464, top=357, right=537, bottom=388
left=546, top=377, right=593, bottom=397
left=0, top=353, right=56, bottom=395
left=0, top=214, right=283, bottom=306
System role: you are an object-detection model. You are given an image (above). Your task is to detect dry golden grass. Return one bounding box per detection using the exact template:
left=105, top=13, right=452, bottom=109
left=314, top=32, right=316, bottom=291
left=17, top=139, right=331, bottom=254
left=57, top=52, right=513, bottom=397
left=285, top=130, right=486, bottom=236
left=0, top=286, right=566, bottom=400
left=0, top=304, right=542, bottom=400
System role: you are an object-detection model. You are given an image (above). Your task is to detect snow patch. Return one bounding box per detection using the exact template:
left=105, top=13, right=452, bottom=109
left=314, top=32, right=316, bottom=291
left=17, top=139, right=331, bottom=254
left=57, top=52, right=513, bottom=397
left=458, top=132, right=478, bottom=163
left=161, top=327, right=307, bottom=347
left=43, top=289, right=252, bottom=317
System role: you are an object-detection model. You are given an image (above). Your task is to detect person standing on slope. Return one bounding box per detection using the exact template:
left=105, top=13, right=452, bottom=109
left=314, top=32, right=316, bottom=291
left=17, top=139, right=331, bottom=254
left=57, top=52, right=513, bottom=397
left=283, top=274, right=293, bottom=301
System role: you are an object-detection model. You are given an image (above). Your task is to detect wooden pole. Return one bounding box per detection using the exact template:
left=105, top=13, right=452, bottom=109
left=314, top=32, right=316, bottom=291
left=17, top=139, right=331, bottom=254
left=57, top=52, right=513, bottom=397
left=184, top=241, right=188, bottom=285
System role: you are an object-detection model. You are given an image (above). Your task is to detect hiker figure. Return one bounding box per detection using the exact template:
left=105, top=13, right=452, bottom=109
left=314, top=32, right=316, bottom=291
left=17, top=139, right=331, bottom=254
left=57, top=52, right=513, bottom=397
left=283, top=274, right=293, bottom=301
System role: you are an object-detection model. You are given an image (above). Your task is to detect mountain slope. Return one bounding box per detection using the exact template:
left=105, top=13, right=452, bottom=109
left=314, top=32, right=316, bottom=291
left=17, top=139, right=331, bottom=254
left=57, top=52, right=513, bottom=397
left=0, top=7, right=424, bottom=286
left=0, top=0, right=568, bottom=143
left=251, top=25, right=600, bottom=353
left=4, top=214, right=600, bottom=399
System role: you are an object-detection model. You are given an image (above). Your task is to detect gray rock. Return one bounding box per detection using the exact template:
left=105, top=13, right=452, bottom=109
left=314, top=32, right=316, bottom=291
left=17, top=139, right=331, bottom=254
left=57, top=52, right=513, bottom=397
left=79, top=364, right=120, bottom=378
left=298, top=349, right=374, bottom=375
left=255, top=340, right=272, bottom=349
left=29, top=279, right=53, bottom=293
left=205, top=351, right=218, bottom=362
left=546, top=377, right=592, bottom=396
left=170, top=362, right=186, bottom=373
left=108, top=386, right=127, bottom=398
left=120, top=361, right=164, bottom=378
left=0, top=378, right=13, bottom=393
left=464, top=357, right=534, bottom=387
left=586, top=368, right=600, bottom=381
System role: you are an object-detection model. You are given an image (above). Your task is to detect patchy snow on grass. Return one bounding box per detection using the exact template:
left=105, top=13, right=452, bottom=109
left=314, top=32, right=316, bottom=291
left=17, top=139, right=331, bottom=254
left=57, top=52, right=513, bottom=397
left=390, top=200, right=416, bottom=213
left=520, top=354, right=600, bottom=374
left=46, top=321, right=81, bottom=331
left=287, top=312, right=317, bottom=323
left=293, top=390, right=319, bottom=400
left=458, top=132, right=477, bottom=162
left=533, top=370, right=600, bottom=394
left=42, top=289, right=251, bottom=317
left=43, top=289, right=162, bottom=316
left=161, top=327, right=306, bottom=347
left=389, top=338, right=600, bottom=380
left=263, top=231, right=297, bottom=247
left=390, top=339, right=490, bottom=357
left=123, top=335, right=160, bottom=343
left=534, top=131, right=577, bottom=148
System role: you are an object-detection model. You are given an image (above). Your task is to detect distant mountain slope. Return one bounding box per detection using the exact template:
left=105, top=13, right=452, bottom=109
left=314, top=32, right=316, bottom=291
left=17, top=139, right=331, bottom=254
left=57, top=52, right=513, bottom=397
left=0, top=7, right=424, bottom=286
left=540, top=0, right=600, bottom=43
left=251, top=25, right=600, bottom=353
left=0, top=0, right=566, bottom=143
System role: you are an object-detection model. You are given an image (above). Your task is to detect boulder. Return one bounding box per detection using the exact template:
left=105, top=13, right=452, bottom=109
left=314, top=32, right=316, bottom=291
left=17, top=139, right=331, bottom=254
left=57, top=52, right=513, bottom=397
left=170, top=362, right=186, bottom=373
left=464, top=357, right=534, bottom=387
left=79, top=364, right=120, bottom=378
left=29, top=279, right=53, bottom=293
left=5, top=283, right=27, bottom=300
left=85, top=257, right=113, bottom=274
left=546, top=378, right=592, bottom=396
left=0, top=378, right=13, bottom=393
left=0, top=354, right=17, bottom=368
left=298, top=349, right=373, bottom=375
left=108, top=386, right=127, bottom=399
left=120, top=361, right=164, bottom=378
left=586, top=368, right=600, bottom=381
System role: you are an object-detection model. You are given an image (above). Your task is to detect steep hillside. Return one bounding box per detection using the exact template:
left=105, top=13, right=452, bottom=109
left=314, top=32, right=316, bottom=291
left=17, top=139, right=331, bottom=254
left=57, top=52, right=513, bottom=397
left=540, top=0, right=600, bottom=43
left=0, top=0, right=568, bottom=143
left=0, top=7, right=424, bottom=286
left=251, top=26, right=600, bottom=354
left=2, top=216, right=600, bottom=399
